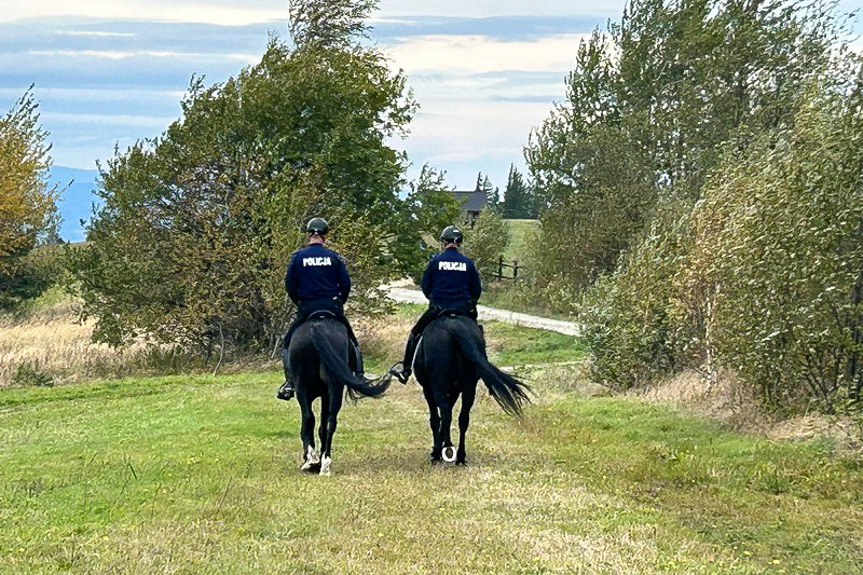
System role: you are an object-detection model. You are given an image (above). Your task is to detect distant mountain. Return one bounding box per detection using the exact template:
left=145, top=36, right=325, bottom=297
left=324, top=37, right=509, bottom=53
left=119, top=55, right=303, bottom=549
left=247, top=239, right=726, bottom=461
left=50, top=166, right=101, bottom=242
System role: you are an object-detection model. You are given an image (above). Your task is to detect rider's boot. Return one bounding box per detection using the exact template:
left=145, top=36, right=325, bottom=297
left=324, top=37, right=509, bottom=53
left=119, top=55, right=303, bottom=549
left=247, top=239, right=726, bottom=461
left=352, top=340, right=365, bottom=380
left=389, top=333, right=418, bottom=384
left=276, top=346, right=295, bottom=401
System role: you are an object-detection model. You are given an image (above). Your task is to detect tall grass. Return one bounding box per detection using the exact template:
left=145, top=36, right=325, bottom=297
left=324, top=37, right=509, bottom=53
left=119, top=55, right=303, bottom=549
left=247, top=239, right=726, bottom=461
left=0, top=289, right=229, bottom=388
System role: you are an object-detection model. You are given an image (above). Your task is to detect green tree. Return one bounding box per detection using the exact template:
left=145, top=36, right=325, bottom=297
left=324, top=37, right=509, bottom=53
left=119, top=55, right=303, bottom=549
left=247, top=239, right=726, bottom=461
left=527, top=0, right=840, bottom=290
left=461, top=208, right=509, bottom=281
left=0, top=88, right=61, bottom=308
left=502, top=164, right=533, bottom=219
left=67, top=0, right=440, bottom=358
left=399, top=164, right=461, bottom=282
left=474, top=172, right=498, bottom=209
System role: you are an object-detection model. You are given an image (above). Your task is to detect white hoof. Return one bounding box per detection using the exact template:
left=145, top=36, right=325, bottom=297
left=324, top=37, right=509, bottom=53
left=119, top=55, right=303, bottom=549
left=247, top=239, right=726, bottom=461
left=320, top=456, right=332, bottom=476
left=300, top=447, right=320, bottom=470
left=442, top=446, right=457, bottom=463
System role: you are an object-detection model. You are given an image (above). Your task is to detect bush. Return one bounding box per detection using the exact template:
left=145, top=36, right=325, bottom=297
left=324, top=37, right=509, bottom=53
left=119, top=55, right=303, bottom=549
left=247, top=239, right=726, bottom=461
left=11, top=360, right=54, bottom=387
left=462, top=209, right=509, bottom=281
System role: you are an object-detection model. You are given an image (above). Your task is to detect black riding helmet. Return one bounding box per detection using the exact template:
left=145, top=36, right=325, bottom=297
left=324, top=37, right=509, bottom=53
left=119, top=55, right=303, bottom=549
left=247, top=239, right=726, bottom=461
left=306, top=217, right=329, bottom=235
left=440, top=225, right=463, bottom=244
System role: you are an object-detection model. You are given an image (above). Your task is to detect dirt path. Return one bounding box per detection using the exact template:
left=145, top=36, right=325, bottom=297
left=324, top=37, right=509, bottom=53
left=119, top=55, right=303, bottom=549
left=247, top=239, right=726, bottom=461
left=385, top=286, right=582, bottom=336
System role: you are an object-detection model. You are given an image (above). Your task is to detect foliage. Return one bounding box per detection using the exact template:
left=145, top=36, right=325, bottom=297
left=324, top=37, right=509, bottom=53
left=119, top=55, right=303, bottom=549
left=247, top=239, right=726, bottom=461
left=461, top=208, right=509, bottom=281
left=501, top=164, right=535, bottom=219
left=582, top=66, right=863, bottom=413
left=526, top=0, right=863, bottom=414
left=526, top=0, right=842, bottom=291
left=10, top=360, right=53, bottom=387
left=0, top=88, right=61, bottom=308
left=702, top=78, right=863, bottom=412
left=474, top=171, right=498, bottom=209
left=66, top=1, right=453, bottom=357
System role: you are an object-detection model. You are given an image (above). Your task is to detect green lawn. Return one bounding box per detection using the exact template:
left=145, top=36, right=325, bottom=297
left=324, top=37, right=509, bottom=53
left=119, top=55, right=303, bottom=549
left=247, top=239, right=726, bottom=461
left=2, top=368, right=861, bottom=574
left=503, top=219, right=536, bottom=263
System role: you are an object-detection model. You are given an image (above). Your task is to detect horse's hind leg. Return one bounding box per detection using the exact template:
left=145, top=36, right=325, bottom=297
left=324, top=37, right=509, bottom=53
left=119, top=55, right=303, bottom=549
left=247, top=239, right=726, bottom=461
left=298, top=398, right=320, bottom=471
left=319, top=387, right=343, bottom=476
left=437, top=394, right=455, bottom=463
left=422, top=386, right=442, bottom=462
left=456, top=384, right=476, bottom=465
left=438, top=390, right=459, bottom=463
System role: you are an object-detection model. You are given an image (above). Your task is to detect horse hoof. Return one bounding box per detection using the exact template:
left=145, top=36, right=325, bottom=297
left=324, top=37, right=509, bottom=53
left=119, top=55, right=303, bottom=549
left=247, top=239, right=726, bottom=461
left=319, top=456, right=332, bottom=477
left=300, top=449, right=321, bottom=472
left=442, top=446, right=457, bottom=463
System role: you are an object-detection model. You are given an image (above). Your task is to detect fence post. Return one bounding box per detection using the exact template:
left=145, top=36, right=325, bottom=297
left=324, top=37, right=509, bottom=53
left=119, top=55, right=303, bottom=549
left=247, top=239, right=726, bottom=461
left=513, top=260, right=518, bottom=281
left=498, top=255, right=504, bottom=281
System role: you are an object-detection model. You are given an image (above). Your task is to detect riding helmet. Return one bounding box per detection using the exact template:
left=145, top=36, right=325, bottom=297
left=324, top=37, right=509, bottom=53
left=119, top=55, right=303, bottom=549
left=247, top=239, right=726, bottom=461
left=306, top=217, right=329, bottom=235
left=440, top=225, right=463, bottom=243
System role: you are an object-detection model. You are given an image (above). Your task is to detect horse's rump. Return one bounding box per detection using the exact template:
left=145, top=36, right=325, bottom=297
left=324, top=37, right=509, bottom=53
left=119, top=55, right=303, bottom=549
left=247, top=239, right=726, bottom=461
left=421, top=315, right=530, bottom=415
left=291, top=318, right=389, bottom=400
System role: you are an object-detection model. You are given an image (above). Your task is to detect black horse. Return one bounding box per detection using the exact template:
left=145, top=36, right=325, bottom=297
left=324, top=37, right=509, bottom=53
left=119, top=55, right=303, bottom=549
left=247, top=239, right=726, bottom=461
left=413, top=314, right=530, bottom=464
left=288, top=315, right=389, bottom=475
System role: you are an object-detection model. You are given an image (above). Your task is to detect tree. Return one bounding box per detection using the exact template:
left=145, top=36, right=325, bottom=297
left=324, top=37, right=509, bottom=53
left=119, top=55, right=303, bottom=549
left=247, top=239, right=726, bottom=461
left=501, top=164, right=534, bottom=219
left=66, top=0, right=443, bottom=358
left=399, top=164, right=461, bottom=282
left=0, top=88, right=61, bottom=308
left=461, top=208, right=509, bottom=281
left=474, top=172, right=498, bottom=209
left=527, top=0, right=840, bottom=290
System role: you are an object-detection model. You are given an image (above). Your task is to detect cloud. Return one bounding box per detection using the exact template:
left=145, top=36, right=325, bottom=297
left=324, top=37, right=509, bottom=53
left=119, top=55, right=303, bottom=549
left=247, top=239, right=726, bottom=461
left=42, top=111, right=177, bottom=128
left=58, top=30, right=136, bottom=38
left=384, top=34, right=587, bottom=74
left=1, top=1, right=289, bottom=26
left=376, top=0, right=623, bottom=19
left=29, top=49, right=258, bottom=62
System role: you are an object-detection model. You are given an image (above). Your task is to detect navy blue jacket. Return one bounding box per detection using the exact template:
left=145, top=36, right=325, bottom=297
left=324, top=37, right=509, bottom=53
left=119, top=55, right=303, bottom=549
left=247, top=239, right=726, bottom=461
left=285, top=243, right=351, bottom=305
left=421, top=247, right=481, bottom=309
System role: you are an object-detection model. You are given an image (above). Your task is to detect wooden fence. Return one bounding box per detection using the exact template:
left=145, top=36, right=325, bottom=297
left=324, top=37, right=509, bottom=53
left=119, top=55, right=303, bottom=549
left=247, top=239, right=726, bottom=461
left=495, top=256, right=522, bottom=281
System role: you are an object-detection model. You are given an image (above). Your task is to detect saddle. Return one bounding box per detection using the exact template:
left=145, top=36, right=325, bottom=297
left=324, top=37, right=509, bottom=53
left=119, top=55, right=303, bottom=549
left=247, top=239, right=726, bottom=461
left=308, top=309, right=338, bottom=321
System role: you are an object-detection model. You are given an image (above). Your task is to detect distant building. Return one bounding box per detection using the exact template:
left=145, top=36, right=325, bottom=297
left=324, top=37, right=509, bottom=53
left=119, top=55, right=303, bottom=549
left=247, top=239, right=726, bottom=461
left=448, top=190, right=486, bottom=223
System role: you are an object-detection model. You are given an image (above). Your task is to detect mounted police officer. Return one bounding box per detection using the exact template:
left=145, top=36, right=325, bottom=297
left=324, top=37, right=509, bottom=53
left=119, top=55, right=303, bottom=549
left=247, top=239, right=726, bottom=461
left=389, top=224, right=481, bottom=384
left=277, top=217, right=364, bottom=401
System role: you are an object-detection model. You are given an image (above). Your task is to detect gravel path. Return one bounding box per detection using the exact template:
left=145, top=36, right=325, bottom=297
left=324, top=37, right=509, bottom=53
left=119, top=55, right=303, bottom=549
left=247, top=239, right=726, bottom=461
left=385, top=286, right=582, bottom=337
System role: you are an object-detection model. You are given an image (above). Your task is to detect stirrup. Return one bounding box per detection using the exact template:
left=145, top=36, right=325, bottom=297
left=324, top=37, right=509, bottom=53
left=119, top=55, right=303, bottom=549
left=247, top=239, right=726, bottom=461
left=276, top=380, right=295, bottom=401
left=388, top=362, right=409, bottom=385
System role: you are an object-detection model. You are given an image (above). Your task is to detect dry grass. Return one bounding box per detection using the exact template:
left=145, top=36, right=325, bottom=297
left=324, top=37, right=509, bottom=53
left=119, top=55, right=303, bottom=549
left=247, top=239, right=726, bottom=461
left=0, top=293, right=210, bottom=388
left=633, top=368, right=863, bottom=454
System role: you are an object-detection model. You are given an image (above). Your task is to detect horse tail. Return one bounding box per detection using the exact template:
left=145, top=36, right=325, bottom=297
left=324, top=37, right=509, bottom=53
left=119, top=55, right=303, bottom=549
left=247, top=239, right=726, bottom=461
left=448, top=318, right=531, bottom=416
left=310, top=321, right=390, bottom=401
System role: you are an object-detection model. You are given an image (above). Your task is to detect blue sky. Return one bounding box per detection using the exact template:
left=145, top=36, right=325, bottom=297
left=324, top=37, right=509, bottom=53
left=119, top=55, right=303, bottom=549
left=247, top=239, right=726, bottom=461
left=1, top=1, right=860, bottom=240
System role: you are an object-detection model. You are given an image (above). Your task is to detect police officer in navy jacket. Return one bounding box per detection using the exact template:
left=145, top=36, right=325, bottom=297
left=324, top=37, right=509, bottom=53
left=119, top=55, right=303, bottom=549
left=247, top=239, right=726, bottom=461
left=277, top=217, right=363, bottom=401
left=389, top=225, right=481, bottom=383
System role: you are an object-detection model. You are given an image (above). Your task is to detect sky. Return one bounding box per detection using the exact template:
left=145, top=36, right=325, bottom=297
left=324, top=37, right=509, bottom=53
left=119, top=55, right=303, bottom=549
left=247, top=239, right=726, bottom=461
left=0, top=1, right=861, bottom=240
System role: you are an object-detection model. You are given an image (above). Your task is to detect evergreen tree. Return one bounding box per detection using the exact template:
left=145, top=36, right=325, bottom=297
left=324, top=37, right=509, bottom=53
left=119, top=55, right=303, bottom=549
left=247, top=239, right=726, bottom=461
left=473, top=171, right=498, bottom=209
left=502, top=164, right=530, bottom=219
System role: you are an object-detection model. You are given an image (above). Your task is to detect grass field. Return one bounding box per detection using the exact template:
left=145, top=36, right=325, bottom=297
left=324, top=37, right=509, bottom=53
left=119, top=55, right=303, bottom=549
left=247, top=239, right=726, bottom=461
left=2, top=367, right=862, bottom=574
left=503, top=219, right=536, bottom=264
left=2, top=296, right=862, bottom=573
